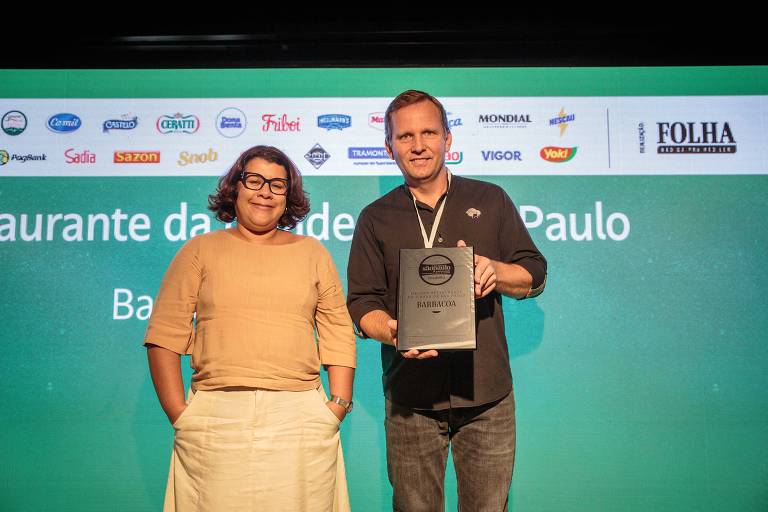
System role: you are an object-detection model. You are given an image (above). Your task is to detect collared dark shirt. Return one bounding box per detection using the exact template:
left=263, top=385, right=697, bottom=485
left=347, top=175, right=547, bottom=410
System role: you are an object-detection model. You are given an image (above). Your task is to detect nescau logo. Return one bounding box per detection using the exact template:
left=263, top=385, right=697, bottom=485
left=418, top=254, right=455, bottom=286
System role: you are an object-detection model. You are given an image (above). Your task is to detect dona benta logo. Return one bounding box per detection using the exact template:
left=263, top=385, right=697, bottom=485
left=418, top=254, right=455, bottom=286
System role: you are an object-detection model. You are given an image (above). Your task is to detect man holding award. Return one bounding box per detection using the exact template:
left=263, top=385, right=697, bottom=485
left=347, top=89, right=547, bottom=510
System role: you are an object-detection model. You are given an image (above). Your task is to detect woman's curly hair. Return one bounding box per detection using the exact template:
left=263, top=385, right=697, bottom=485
left=208, top=145, right=310, bottom=230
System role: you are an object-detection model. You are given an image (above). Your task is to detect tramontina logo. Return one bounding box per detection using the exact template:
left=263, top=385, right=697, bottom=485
left=47, top=113, right=82, bottom=133
left=540, top=146, right=578, bottom=163
left=216, top=108, right=247, bottom=138
left=318, top=114, right=351, bottom=131
left=549, top=108, right=575, bottom=136
left=419, top=254, right=455, bottom=286
left=0, top=150, right=9, bottom=165
left=2, top=111, right=27, bottom=136
left=304, top=144, right=330, bottom=169
left=156, top=113, right=200, bottom=134
left=103, top=115, right=138, bottom=133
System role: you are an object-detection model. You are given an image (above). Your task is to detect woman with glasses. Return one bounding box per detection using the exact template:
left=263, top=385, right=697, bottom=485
left=143, top=145, right=356, bottom=511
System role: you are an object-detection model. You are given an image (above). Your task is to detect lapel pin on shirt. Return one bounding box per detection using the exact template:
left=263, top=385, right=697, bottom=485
left=466, top=208, right=481, bottom=219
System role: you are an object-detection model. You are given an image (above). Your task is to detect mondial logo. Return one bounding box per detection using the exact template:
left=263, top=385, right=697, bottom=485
left=113, top=151, right=161, bottom=163
left=47, top=113, right=82, bottom=133
left=157, top=113, right=200, bottom=134
left=2, top=110, right=27, bottom=136
left=216, top=108, right=247, bottom=138
left=540, top=146, right=578, bottom=163
left=318, top=114, right=351, bottom=131
left=549, top=107, right=575, bottom=136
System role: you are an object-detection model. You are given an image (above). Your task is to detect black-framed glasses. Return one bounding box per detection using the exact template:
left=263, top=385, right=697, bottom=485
left=239, top=171, right=290, bottom=196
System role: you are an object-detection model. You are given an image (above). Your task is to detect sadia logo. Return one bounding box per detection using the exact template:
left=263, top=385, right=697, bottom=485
left=65, top=148, right=96, bottom=164
left=114, top=151, right=161, bottom=163
left=157, top=113, right=200, bottom=134
left=540, top=146, right=577, bottom=163
left=103, top=115, right=138, bottom=133
left=549, top=108, right=575, bottom=136
left=318, top=114, right=351, bottom=131
left=2, top=111, right=27, bottom=136
left=656, top=121, right=736, bottom=154
left=47, top=113, right=81, bottom=133
left=216, top=108, right=246, bottom=138
left=419, top=254, right=455, bottom=286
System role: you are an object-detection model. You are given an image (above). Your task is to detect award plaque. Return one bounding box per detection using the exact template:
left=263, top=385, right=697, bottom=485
left=396, top=246, right=476, bottom=351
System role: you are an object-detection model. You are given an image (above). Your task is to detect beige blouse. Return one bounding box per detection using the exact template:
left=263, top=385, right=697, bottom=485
left=143, top=229, right=356, bottom=391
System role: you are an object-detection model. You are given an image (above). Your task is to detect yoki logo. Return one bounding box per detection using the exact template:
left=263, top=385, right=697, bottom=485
left=157, top=113, right=200, bottom=134
left=261, top=114, right=300, bottom=132
left=540, top=146, right=577, bottom=163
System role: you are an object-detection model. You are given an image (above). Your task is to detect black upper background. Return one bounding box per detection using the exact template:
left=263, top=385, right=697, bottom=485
left=4, top=11, right=765, bottom=68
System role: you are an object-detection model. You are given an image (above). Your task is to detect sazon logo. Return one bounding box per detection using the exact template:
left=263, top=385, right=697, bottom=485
left=540, top=146, right=577, bottom=163
left=114, top=151, right=161, bottom=164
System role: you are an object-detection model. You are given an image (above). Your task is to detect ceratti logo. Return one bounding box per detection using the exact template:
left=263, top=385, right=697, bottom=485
left=540, top=146, right=578, bottom=163
left=157, top=114, right=200, bottom=134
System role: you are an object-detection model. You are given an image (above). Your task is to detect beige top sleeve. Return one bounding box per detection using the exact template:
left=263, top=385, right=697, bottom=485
left=314, top=244, right=357, bottom=368
left=143, top=236, right=200, bottom=355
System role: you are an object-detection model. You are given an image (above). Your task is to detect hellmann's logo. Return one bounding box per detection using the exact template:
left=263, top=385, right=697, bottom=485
left=113, top=151, right=161, bottom=164
left=540, top=146, right=577, bottom=163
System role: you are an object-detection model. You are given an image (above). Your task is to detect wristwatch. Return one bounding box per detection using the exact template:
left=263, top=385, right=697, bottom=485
left=329, top=395, right=353, bottom=413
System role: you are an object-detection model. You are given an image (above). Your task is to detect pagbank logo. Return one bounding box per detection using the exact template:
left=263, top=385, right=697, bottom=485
left=0, top=150, right=47, bottom=165
left=2, top=110, right=28, bottom=136
left=178, top=148, right=219, bottom=167
left=540, top=146, right=577, bottom=163
left=47, top=113, right=82, bottom=133
left=656, top=121, right=736, bottom=154
left=113, top=151, right=161, bottom=164
left=481, top=149, right=523, bottom=162
left=216, top=108, right=247, bottom=138
left=478, top=113, right=532, bottom=129
left=65, top=148, right=96, bottom=164
left=368, top=112, right=385, bottom=131
left=305, top=144, right=330, bottom=169
left=262, top=114, right=300, bottom=132
left=549, top=108, right=575, bottom=136
left=318, top=114, right=351, bottom=131
left=103, top=115, right=138, bottom=133
left=157, top=113, right=200, bottom=134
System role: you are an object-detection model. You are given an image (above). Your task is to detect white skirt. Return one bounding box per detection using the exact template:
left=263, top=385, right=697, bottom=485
left=163, top=385, right=350, bottom=512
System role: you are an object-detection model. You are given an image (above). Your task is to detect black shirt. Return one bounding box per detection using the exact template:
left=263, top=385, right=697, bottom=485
left=347, top=174, right=547, bottom=410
